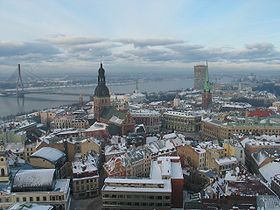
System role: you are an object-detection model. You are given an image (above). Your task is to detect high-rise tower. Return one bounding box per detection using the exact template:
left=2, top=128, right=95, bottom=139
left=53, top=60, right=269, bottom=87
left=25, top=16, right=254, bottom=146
left=194, top=64, right=207, bottom=90
left=202, top=61, right=212, bottom=109
left=93, top=63, right=111, bottom=121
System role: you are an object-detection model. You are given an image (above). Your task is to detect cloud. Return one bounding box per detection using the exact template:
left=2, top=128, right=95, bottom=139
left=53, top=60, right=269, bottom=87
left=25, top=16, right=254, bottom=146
left=40, top=34, right=107, bottom=46
left=0, top=35, right=280, bottom=72
left=115, top=38, right=184, bottom=48
left=0, top=41, right=59, bottom=57
left=229, top=43, right=280, bottom=63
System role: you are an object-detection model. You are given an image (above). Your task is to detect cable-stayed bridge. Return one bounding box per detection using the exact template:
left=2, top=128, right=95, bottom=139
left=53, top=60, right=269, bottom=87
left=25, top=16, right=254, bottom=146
left=0, top=64, right=92, bottom=98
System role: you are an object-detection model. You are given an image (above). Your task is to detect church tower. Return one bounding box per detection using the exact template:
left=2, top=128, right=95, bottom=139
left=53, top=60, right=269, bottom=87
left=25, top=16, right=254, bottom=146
left=202, top=61, right=212, bottom=109
left=93, top=63, right=111, bottom=121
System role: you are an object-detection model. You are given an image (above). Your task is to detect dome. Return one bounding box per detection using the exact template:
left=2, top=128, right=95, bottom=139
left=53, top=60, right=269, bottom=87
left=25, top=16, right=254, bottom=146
left=94, top=84, right=110, bottom=97
left=94, top=63, right=110, bottom=97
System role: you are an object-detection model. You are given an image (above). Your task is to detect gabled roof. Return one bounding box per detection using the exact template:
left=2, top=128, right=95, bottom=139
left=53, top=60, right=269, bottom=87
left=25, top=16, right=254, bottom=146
left=101, top=106, right=126, bottom=123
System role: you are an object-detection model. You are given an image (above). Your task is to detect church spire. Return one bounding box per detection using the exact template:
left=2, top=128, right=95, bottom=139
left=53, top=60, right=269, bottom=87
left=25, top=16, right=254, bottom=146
left=98, top=62, right=106, bottom=85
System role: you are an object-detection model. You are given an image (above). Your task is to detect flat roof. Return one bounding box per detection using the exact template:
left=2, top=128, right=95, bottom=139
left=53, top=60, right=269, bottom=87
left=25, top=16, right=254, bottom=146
left=102, top=178, right=171, bottom=193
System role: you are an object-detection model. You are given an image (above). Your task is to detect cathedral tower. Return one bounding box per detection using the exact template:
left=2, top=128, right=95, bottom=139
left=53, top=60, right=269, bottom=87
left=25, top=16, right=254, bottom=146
left=93, top=63, right=111, bottom=121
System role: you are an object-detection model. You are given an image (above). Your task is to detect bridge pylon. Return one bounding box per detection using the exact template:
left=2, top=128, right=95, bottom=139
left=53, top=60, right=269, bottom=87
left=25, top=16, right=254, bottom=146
left=16, top=64, right=24, bottom=98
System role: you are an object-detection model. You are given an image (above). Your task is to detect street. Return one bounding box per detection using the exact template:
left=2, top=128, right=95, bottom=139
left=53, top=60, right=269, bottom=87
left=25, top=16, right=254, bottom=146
left=70, top=196, right=102, bottom=210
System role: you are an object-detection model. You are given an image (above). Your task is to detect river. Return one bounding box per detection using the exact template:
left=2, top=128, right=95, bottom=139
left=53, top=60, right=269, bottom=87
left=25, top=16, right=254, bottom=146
left=0, top=78, right=194, bottom=118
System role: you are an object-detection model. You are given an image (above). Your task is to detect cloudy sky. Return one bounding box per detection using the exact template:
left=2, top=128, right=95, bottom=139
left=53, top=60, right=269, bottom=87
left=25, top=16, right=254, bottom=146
left=0, top=0, right=280, bottom=75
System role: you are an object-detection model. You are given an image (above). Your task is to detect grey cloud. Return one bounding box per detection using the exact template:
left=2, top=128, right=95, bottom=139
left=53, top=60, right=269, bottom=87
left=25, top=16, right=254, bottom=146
left=115, top=38, right=184, bottom=48
left=0, top=41, right=60, bottom=57
left=229, top=43, right=280, bottom=63
left=1, top=36, right=280, bottom=68
left=40, top=35, right=107, bottom=46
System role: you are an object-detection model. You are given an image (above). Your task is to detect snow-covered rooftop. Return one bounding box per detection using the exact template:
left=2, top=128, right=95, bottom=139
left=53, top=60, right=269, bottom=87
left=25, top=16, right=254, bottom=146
left=8, top=203, right=53, bottom=210
left=259, top=161, right=280, bottom=184
left=109, top=115, right=124, bottom=125
left=163, top=110, right=201, bottom=117
left=85, top=122, right=108, bottom=132
left=130, top=109, right=160, bottom=117
left=102, top=178, right=171, bottom=193
left=31, top=147, right=65, bottom=164
left=215, top=157, right=237, bottom=166
left=150, top=156, right=183, bottom=180
left=72, top=153, right=98, bottom=176
left=12, top=169, right=55, bottom=190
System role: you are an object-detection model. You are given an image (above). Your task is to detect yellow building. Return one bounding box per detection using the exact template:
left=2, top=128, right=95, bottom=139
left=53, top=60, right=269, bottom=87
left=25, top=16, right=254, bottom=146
left=178, top=142, right=225, bottom=170
left=79, top=138, right=101, bottom=155
left=272, top=101, right=280, bottom=111
left=181, top=146, right=206, bottom=169
left=202, top=117, right=280, bottom=140
left=23, top=143, right=36, bottom=162
left=0, top=151, right=9, bottom=182
left=205, top=145, right=225, bottom=169
left=40, top=110, right=57, bottom=126
left=29, top=147, right=67, bottom=178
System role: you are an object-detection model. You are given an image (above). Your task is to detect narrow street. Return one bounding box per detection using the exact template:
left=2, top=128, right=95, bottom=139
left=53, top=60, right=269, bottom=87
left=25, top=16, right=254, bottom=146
left=70, top=196, right=102, bottom=210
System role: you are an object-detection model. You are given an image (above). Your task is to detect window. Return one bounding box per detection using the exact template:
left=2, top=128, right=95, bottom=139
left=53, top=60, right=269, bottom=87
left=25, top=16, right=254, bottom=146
left=43, top=196, right=47, bottom=201
left=30, top=197, right=33, bottom=202
left=36, top=197, right=40, bottom=201
left=16, top=197, right=20, bottom=202
left=23, top=197, right=26, bottom=202
left=0, top=168, right=5, bottom=176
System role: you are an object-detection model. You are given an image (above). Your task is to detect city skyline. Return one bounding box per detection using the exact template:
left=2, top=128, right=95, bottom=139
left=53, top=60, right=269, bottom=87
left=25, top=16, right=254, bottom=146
left=1, top=0, right=280, bottom=74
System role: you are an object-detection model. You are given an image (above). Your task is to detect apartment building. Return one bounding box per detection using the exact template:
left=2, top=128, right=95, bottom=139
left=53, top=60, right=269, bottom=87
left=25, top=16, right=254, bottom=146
left=162, top=111, right=201, bottom=133
left=72, top=153, right=99, bottom=199
left=102, top=156, right=184, bottom=209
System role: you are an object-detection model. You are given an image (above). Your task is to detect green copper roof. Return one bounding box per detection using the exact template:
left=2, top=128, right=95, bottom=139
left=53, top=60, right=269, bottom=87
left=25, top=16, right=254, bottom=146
left=101, top=106, right=126, bottom=120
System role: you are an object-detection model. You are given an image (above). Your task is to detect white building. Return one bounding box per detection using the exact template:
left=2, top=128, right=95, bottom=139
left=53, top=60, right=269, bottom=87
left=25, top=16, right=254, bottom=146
left=0, top=169, right=71, bottom=210
left=101, top=156, right=184, bottom=209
